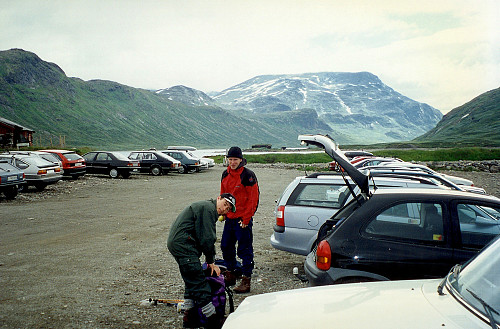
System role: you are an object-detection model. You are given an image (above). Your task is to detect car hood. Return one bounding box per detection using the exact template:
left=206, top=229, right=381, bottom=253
left=223, top=280, right=487, bottom=329
left=298, top=134, right=369, bottom=195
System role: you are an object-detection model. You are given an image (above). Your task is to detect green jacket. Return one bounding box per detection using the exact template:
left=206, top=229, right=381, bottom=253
left=167, top=199, right=218, bottom=264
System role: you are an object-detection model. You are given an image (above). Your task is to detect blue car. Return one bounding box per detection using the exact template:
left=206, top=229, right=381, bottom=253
left=0, top=160, right=25, bottom=199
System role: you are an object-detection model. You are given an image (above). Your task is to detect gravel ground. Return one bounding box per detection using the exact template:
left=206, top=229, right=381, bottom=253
left=0, top=165, right=499, bottom=328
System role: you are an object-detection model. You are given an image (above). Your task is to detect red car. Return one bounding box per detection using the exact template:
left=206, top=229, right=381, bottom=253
left=39, top=149, right=86, bottom=179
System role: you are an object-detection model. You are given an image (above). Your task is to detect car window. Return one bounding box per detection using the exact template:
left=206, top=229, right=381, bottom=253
left=129, top=153, right=140, bottom=160
left=14, top=159, right=29, bottom=170
left=83, top=153, right=96, bottom=161
left=365, top=202, right=445, bottom=243
left=457, top=203, right=500, bottom=249
left=63, top=153, right=82, bottom=161
left=288, top=184, right=352, bottom=208
left=96, top=153, right=111, bottom=161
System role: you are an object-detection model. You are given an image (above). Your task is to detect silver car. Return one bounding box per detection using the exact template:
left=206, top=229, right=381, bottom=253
left=270, top=172, right=456, bottom=256
left=0, top=154, right=62, bottom=191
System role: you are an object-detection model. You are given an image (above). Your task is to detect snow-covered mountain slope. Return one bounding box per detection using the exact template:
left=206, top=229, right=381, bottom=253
left=212, top=72, right=443, bottom=144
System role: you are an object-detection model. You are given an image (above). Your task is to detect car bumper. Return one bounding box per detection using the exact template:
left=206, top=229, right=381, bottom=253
left=305, top=252, right=390, bottom=286
left=25, top=175, right=62, bottom=186
left=270, top=232, right=310, bottom=256
left=62, top=167, right=86, bottom=176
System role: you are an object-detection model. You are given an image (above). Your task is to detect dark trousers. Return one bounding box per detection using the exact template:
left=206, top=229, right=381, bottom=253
left=221, top=218, right=254, bottom=277
left=173, top=254, right=212, bottom=306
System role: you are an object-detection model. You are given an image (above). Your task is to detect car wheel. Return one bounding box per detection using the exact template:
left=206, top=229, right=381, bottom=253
left=121, top=171, right=131, bottom=179
left=178, top=166, right=186, bottom=174
left=109, top=168, right=119, bottom=178
left=4, top=186, right=18, bottom=199
left=151, top=166, right=162, bottom=176
left=35, top=183, right=47, bottom=191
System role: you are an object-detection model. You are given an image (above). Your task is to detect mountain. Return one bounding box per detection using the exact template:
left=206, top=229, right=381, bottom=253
left=413, top=87, right=500, bottom=147
left=155, top=85, right=217, bottom=107
left=213, top=72, right=443, bottom=144
left=0, top=49, right=330, bottom=149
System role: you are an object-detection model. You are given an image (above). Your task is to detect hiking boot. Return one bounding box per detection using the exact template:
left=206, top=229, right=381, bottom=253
left=223, top=270, right=237, bottom=286
left=183, top=308, right=200, bottom=328
left=233, top=276, right=251, bottom=294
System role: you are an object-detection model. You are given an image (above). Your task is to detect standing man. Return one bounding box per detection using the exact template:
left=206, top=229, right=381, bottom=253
left=220, top=146, right=259, bottom=293
left=167, top=193, right=236, bottom=329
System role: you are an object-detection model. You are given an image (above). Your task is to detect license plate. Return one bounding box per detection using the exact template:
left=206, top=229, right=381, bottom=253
left=7, top=176, right=16, bottom=181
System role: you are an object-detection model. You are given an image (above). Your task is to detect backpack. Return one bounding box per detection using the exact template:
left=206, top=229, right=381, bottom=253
left=197, top=264, right=234, bottom=326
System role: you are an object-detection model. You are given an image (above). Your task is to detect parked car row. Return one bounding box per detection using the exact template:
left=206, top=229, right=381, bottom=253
left=0, top=147, right=214, bottom=200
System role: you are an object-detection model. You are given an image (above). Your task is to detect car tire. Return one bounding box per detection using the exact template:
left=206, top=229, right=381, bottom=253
left=151, top=166, right=162, bottom=176
left=179, top=166, right=187, bottom=174
left=35, top=183, right=47, bottom=191
left=109, top=168, right=119, bottom=178
left=4, top=186, right=18, bottom=200
left=121, top=171, right=131, bottom=179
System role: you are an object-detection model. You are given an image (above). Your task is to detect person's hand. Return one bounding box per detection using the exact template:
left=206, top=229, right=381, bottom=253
left=239, top=220, right=248, bottom=228
left=208, top=263, right=221, bottom=276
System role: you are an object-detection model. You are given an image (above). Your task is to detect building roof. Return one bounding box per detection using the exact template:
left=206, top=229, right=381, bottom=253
left=0, top=117, right=35, bottom=132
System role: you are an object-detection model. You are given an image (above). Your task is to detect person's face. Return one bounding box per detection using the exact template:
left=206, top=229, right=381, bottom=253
left=228, top=157, right=242, bottom=170
left=217, top=196, right=233, bottom=215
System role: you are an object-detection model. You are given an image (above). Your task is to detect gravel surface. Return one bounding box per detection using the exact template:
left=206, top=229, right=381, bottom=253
left=0, top=165, right=499, bottom=328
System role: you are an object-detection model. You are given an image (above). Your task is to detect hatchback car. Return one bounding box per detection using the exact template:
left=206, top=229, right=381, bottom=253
left=298, top=134, right=500, bottom=286
left=271, top=172, right=459, bottom=256
left=0, top=154, right=62, bottom=191
left=222, top=235, right=500, bottom=329
left=82, top=151, right=139, bottom=178
left=39, top=149, right=86, bottom=179
left=128, top=150, right=181, bottom=175
left=160, top=150, right=202, bottom=174
left=0, top=160, right=25, bottom=199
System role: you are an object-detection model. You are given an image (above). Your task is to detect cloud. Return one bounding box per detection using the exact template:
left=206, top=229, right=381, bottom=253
left=1, top=0, right=498, bottom=113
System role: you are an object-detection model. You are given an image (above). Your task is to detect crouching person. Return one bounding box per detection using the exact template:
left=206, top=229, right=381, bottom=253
left=167, top=193, right=236, bottom=329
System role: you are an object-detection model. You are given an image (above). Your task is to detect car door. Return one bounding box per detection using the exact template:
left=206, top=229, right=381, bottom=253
left=357, top=200, right=455, bottom=280
left=450, top=201, right=500, bottom=262
left=83, top=153, right=98, bottom=173
left=93, top=152, right=112, bottom=174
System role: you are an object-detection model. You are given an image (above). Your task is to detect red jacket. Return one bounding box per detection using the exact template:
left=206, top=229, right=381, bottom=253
left=220, top=165, right=259, bottom=225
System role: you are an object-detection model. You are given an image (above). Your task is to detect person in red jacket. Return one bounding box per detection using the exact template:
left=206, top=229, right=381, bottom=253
left=220, top=146, right=259, bottom=293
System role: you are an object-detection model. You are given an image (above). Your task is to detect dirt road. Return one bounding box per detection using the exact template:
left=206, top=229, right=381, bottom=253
left=1, top=165, right=498, bottom=328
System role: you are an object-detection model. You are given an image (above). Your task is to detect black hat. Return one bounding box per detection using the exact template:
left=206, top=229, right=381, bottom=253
left=220, top=193, right=236, bottom=212
left=227, top=146, right=243, bottom=159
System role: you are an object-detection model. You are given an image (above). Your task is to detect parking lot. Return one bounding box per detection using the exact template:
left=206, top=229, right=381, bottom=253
left=0, top=165, right=498, bottom=328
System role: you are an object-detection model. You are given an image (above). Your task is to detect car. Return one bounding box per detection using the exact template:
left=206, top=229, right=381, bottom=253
left=222, top=235, right=500, bottom=329
left=199, top=156, right=215, bottom=169
left=0, top=153, right=62, bottom=191
left=39, top=149, right=86, bottom=179
left=328, top=151, right=373, bottom=170
left=352, top=156, right=402, bottom=169
left=128, top=150, right=181, bottom=175
left=3, top=150, right=63, bottom=170
left=160, top=150, right=202, bottom=174
left=361, top=166, right=486, bottom=194
left=0, top=160, right=25, bottom=199
left=374, top=161, right=476, bottom=186
left=82, top=151, right=140, bottom=178
left=270, top=171, right=472, bottom=256
left=298, top=134, right=500, bottom=286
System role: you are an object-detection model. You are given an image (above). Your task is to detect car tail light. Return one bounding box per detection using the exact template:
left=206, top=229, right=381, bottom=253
left=55, top=167, right=61, bottom=172
left=37, top=169, right=47, bottom=175
left=316, top=240, right=332, bottom=271
left=276, top=205, right=285, bottom=227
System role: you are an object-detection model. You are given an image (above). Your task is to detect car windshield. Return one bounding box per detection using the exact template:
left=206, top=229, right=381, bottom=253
left=64, top=153, right=83, bottom=161
left=448, top=237, right=500, bottom=323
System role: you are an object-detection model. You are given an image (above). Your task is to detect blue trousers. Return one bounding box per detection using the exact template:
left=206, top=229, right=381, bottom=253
left=221, top=218, right=254, bottom=277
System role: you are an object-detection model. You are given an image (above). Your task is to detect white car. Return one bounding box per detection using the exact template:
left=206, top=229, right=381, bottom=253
left=223, top=236, right=500, bottom=329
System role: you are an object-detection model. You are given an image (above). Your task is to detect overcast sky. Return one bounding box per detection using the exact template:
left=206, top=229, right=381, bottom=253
left=1, top=0, right=498, bottom=114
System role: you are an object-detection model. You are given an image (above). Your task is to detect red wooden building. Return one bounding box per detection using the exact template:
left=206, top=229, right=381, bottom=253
left=0, top=117, right=35, bottom=148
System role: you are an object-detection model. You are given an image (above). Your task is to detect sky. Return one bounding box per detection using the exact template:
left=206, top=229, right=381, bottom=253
left=1, top=0, right=499, bottom=114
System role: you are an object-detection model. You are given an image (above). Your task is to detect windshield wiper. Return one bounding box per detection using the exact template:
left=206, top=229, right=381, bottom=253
left=466, top=288, right=499, bottom=329
left=437, top=264, right=461, bottom=296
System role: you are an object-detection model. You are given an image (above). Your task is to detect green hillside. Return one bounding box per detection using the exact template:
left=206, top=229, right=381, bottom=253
left=413, top=87, right=500, bottom=147
left=0, top=49, right=329, bottom=149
